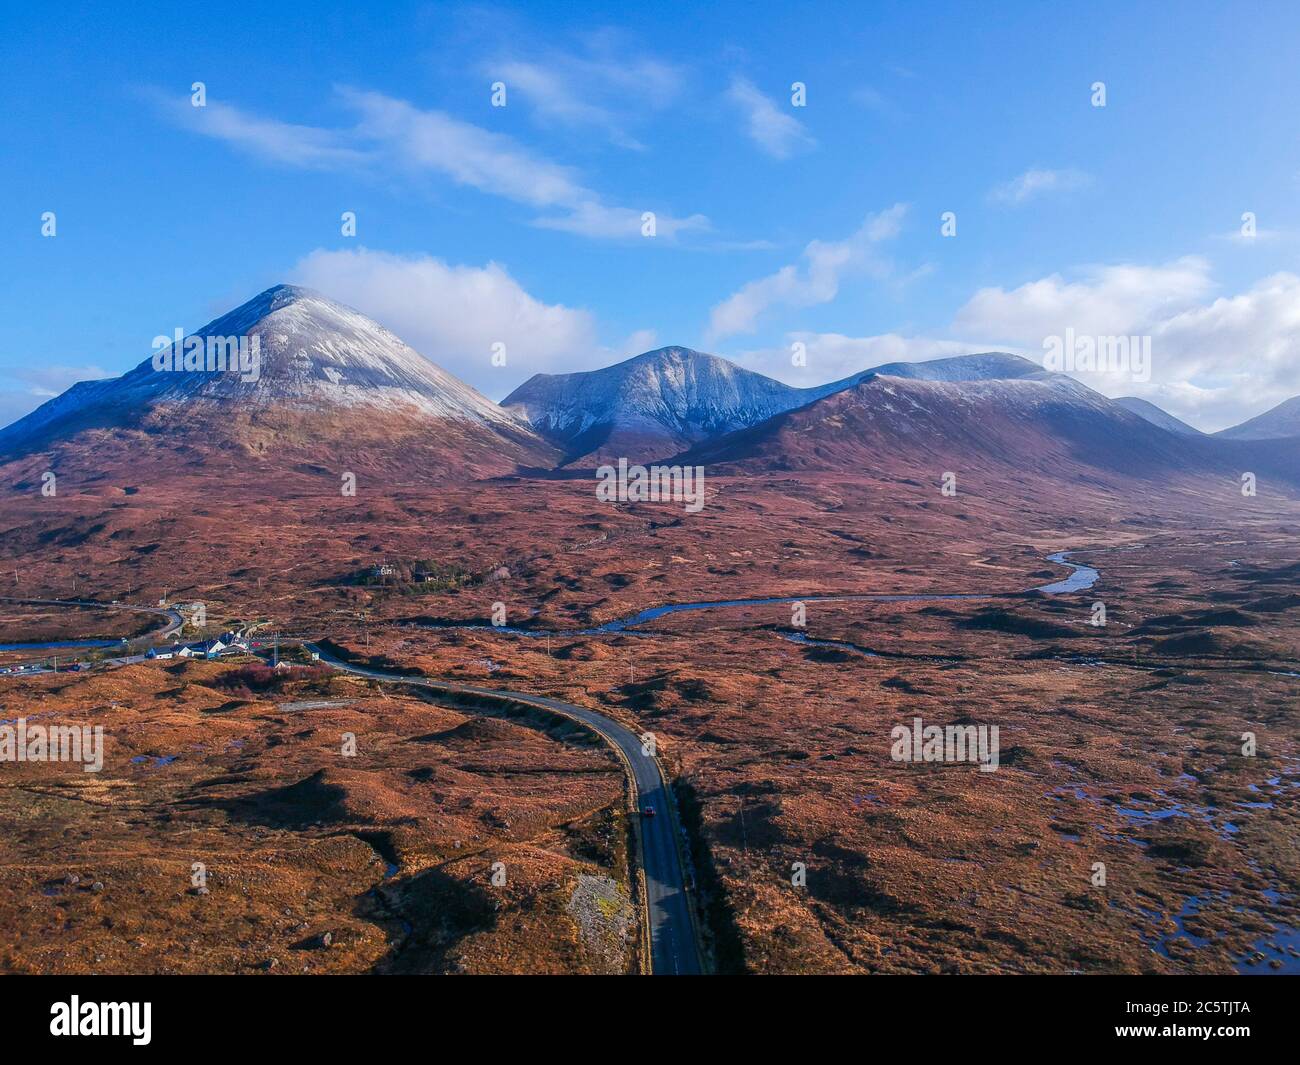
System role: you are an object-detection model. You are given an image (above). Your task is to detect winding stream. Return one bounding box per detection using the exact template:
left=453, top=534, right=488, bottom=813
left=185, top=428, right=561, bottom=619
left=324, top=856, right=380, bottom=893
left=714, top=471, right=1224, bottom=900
left=422, top=549, right=1102, bottom=640
left=0, top=638, right=122, bottom=652
left=0, top=597, right=181, bottom=654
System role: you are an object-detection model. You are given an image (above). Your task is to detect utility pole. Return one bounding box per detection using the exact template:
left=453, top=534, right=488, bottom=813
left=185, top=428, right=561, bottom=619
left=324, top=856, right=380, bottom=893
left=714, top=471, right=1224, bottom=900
left=273, top=632, right=279, bottom=667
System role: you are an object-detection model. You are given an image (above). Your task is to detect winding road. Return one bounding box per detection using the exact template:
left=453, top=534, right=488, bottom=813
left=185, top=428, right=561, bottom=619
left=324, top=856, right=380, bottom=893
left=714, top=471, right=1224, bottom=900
left=307, top=645, right=704, bottom=976
left=0, top=551, right=1102, bottom=974
left=308, top=553, right=1097, bottom=975
left=0, top=596, right=183, bottom=657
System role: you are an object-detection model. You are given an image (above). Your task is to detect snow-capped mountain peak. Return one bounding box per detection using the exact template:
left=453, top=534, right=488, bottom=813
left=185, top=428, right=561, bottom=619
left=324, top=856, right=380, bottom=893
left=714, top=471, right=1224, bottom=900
left=0, top=285, right=556, bottom=476
left=502, top=345, right=810, bottom=463
left=1, top=285, right=529, bottom=449
left=502, top=346, right=1058, bottom=465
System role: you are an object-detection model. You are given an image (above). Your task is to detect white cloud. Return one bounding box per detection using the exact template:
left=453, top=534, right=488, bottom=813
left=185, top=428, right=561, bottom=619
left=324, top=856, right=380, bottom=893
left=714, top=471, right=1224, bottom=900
left=736, top=332, right=990, bottom=388
left=498, top=61, right=625, bottom=137
left=1143, top=272, right=1300, bottom=430
left=146, top=91, right=367, bottom=169
left=955, top=258, right=1214, bottom=342
left=152, top=87, right=706, bottom=242
left=852, top=86, right=901, bottom=119
left=727, top=77, right=815, bottom=159
left=990, top=167, right=1092, bottom=206
left=707, top=204, right=907, bottom=341
left=1216, top=225, right=1284, bottom=244
left=291, top=248, right=598, bottom=396
left=341, top=88, right=586, bottom=208
left=620, top=329, right=660, bottom=358
left=953, top=257, right=1300, bottom=431
left=15, top=364, right=112, bottom=395
left=491, top=44, right=684, bottom=150
left=532, top=201, right=708, bottom=240
left=0, top=365, right=112, bottom=427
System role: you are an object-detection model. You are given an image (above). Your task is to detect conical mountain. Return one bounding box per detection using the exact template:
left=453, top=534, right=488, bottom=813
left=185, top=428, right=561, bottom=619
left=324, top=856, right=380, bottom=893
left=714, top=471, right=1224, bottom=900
left=0, top=285, right=558, bottom=479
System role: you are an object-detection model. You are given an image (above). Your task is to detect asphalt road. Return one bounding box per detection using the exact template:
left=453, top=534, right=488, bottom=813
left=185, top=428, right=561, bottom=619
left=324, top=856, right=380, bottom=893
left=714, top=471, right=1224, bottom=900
left=1, top=552, right=1102, bottom=968
left=309, top=644, right=704, bottom=976
left=0, top=596, right=183, bottom=636
left=0, top=597, right=184, bottom=670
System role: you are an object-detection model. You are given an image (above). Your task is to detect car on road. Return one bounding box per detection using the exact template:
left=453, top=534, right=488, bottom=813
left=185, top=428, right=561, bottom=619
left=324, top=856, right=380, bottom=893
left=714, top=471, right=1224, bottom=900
left=642, top=804, right=656, bottom=818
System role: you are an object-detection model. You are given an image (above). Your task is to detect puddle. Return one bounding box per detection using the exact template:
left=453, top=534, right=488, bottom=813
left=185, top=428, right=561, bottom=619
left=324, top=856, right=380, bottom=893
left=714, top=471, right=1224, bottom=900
left=130, top=754, right=179, bottom=768
left=1237, top=925, right=1300, bottom=974
left=1114, top=803, right=1188, bottom=822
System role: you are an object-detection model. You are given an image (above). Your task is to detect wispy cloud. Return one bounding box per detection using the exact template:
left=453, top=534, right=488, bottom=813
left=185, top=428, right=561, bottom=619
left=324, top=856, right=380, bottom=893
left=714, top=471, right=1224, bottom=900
left=497, top=61, right=634, bottom=142
left=1214, top=220, right=1285, bottom=244
left=852, top=85, right=901, bottom=119
left=143, top=89, right=367, bottom=169
left=489, top=38, right=685, bottom=150
left=532, top=201, right=707, bottom=241
left=726, top=77, right=815, bottom=159
left=15, top=364, right=112, bottom=394
left=149, top=86, right=706, bottom=242
left=0, top=365, right=112, bottom=425
left=707, top=204, right=907, bottom=340
left=340, top=88, right=586, bottom=208
left=990, top=167, right=1092, bottom=206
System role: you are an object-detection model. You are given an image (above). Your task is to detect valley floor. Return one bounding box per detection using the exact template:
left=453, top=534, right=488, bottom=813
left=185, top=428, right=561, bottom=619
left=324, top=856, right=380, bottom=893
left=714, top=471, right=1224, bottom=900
left=0, top=471, right=1296, bottom=973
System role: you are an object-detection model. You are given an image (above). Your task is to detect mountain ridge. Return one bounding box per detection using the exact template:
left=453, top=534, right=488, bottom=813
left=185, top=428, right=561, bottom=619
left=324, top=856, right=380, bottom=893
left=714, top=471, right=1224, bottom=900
left=1113, top=397, right=1204, bottom=436
left=0, top=285, right=558, bottom=478
left=1215, top=395, right=1300, bottom=440
left=670, top=371, right=1289, bottom=487
left=502, top=345, right=1042, bottom=465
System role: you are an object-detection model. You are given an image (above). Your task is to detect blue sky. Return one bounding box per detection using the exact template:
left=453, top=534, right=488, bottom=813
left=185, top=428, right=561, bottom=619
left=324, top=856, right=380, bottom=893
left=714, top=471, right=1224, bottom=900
left=2, top=0, right=1298, bottom=430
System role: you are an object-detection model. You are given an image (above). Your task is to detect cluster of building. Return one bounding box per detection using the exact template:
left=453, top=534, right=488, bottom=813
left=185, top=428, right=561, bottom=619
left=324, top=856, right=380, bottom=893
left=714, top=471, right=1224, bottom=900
left=367, top=562, right=454, bottom=583
left=145, top=631, right=250, bottom=661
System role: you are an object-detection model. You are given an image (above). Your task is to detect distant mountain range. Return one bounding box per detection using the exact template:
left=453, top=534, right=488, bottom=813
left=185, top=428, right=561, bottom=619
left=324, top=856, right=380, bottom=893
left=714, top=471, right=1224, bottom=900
left=1213, top=395, right=1300, bottom=440
left=671, top=370, right=1300, bottom=494
left=502, top=348, right=1048, bottom=465
left=676, top=372, right=1201, bottom=478
left=1113, top=397, right=1203, bottom=436
left=1, top=284, right=1296, bottom=488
